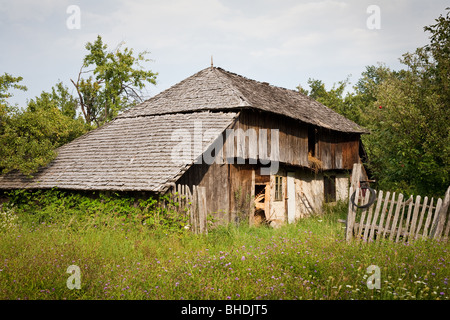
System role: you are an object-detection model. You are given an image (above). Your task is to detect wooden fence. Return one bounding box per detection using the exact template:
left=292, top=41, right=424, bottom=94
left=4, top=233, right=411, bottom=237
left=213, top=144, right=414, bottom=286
left=346, top=186, right=450, bottom=243
left=165, top=184, right=208, bottom=234
left=345, top=164, right=450, bottom=243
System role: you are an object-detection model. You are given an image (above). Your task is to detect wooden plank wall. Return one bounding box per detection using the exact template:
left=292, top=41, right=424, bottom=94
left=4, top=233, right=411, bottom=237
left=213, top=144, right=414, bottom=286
left=175, top=161, right=230, bottom=224
left=316, top=128, right=360, bottom=170
left=228, top=110, right=309, bottom=168
left=170, top=185, right=208, bottom=234
left=231, top=111, right=360, bottom=171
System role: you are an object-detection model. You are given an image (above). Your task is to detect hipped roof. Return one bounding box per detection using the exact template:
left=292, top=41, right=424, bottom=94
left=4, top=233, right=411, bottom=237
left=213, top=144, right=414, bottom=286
left=122, top=67, right=366, bottom=134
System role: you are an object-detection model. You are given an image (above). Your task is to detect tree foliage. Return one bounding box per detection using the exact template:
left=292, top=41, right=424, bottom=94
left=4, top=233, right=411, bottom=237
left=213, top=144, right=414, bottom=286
left=0, top=80, right=87, bottom=176
left=300, top=9, right=450, bottom=196
left=0, top=36, right=157, bottom=177
left=71, top=35, right=158, bottom=127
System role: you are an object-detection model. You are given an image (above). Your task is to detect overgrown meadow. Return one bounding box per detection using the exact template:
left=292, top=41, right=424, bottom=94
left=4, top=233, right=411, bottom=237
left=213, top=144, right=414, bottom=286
left=0, top=190, right=448, bottom=300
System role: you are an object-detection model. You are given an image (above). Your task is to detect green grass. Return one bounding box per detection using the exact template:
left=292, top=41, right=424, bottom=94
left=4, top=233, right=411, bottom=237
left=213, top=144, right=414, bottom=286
left=0, top=201, right=448, bottom=300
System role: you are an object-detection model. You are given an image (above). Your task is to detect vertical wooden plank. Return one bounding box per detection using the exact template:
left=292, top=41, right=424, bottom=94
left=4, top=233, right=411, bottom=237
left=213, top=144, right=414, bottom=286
left=177, top=184, right=182, bottom=213
left=348, top=162, right=361, bottom=239
left=431, top=186, right=450, bottom=240
left=415, top=196, right=428, bottom=240
left=381, top=192, right=396, bottom=239
left=443, top=213, right=450, bottom=242
left=184, top=185, right=192, bottom=224
left=350, top=163, right=361, bottom=193
left=402, top=196, right=414, bottom=242
left=422, top=198, right=434, bottom=239
left=357, top=190, right=371, bottom=240
left=198, top=186, right=207, bottom=234
left=264, top=182, right=270, bottom=221
left=395, top=200, right=407, bottom=242
left=368, top=190, right=384, bottom=242
left=249, top=169, right=255, bottom=226
left=346, top=186, right=356, bottom=242
left=389, top=193, right=404, bottom=242
left=363, top=190, right=377, bottom=242
left=375, top=191, right=391, bottom=241
left=191, top=185, right=198, bottom=234
left=430, top=198, right=443, bottom=240
left=182, top=184, right=187, bottom=216
left=408, top=195, right=422, bottom=242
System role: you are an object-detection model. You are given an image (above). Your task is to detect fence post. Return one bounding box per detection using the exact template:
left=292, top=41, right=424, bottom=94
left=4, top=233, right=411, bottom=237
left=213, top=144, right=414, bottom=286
left=350, top=163, right=362, bottom=191
left=346, top=186, right=357, bottom=242
left=346, top=164, right=362, bottom=242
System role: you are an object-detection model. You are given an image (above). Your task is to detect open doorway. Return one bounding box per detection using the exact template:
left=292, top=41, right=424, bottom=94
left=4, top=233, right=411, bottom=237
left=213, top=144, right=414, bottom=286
left=254, top=183, right=269, bottom=225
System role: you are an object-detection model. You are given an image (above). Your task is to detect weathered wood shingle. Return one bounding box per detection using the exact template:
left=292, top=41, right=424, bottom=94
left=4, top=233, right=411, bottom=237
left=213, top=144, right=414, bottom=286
left=122, top=67, right=367, bottom=134
left=0, top=112, right=237, bottom=191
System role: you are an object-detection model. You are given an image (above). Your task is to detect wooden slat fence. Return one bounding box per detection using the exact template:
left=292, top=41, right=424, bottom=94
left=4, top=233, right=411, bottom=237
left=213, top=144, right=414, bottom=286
left=345, top=185, right=450, bottom=243
left=163, top=184, right=208, bottom=234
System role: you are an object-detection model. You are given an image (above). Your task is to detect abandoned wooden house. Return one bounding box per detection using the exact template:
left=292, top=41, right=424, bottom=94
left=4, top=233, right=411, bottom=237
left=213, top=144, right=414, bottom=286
left=0, top=66, right=368, bottom=227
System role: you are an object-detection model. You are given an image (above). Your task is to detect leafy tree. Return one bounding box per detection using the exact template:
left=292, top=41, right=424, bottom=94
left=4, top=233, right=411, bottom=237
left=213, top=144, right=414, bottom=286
left=298, top=9, right=450, bottom=196
left=0, top=81, right=87, bottom=176
left=71, top=35, right=158, bottom=127
left=364, top=9, right=450, bottom=196
left=0, top=73, right=27, bottom=127
left=0, top=73, right=27, bottom=102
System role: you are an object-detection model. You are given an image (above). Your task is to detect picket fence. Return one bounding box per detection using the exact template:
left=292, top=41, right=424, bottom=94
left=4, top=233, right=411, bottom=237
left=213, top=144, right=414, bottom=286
left=164, top=184, right=208, bottom=234
left=345, top=184, right=450, bottom=243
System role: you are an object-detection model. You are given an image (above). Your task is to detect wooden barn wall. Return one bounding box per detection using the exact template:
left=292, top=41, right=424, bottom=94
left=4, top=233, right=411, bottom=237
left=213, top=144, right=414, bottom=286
left=176, top=162, right=230, bottom=224
left=316, top=128, right=360, bottom=170
left=225, top=110, right=360, bottom=171
left=176, top=162, right=255, bottom=225
left=226, top=110, right=309, bottom=168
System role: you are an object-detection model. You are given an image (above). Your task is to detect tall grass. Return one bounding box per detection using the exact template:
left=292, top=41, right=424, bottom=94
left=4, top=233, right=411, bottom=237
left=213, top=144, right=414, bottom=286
left=0, top=196, right=448, bottom=300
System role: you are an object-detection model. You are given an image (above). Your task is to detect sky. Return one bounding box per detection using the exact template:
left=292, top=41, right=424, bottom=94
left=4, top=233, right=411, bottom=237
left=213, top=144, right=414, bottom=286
left=0, top=0, right=448, bottom=107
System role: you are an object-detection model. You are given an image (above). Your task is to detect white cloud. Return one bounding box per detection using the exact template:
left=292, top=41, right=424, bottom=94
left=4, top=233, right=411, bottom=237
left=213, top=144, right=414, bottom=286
left=1, top=0, right=449, bottom=106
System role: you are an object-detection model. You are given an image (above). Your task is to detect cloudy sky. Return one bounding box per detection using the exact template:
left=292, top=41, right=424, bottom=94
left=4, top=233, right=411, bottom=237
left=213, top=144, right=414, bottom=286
left=1, top=0, right=448, bottom=107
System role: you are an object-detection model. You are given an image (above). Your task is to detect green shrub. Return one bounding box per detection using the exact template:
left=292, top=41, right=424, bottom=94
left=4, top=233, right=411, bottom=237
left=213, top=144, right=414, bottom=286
left=2, top=188, right=188, bottom=235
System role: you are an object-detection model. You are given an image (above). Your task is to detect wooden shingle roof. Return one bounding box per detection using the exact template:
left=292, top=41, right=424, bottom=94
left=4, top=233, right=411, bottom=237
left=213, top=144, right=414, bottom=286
left=0, top=112, right=237, bottom=192
left=122, top=67, right=366, bottom=134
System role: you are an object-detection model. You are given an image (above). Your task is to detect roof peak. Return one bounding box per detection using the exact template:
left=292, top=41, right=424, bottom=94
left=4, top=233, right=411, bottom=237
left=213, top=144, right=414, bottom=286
left=118, top=66, right=366, bottom=133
